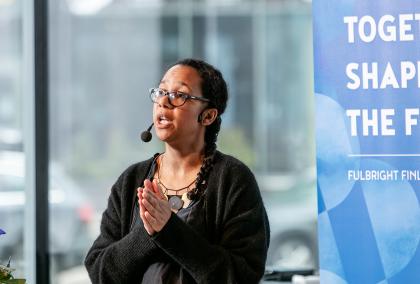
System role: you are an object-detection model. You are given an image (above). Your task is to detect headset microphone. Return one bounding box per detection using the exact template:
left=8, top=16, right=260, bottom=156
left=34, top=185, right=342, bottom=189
left=140, top=123, right=154, bottom=142
left=198, top=111, right=205, bottom=123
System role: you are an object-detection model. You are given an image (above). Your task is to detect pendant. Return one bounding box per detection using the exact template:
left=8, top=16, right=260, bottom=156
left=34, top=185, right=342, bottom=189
left=181, top=192, right=191, bottom=208
left=169, top=195, right=184, bottom=212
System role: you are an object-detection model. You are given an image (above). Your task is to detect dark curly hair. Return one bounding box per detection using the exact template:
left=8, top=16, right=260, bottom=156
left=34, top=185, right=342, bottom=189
left=172, top=58, right=228, bottom=200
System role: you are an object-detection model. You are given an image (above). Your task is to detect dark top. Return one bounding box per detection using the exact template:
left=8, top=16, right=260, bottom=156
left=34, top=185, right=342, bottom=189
left=133, top=155, right=199, bottom=283
left=85, top=150, right=270, bottom=284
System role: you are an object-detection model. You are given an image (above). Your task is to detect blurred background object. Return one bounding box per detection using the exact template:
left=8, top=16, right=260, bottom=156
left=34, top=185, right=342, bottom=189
left=0, top=151, right=94, bottom=277
left=0, top=0, right=315, bottom=283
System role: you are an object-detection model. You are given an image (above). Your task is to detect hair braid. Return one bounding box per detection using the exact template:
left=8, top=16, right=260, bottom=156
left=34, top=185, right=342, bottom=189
left=188, top=153, right=214, bottom=200
left=188, top=117, right=220, bottom=199
left=173, top=59, right=228, bottom=201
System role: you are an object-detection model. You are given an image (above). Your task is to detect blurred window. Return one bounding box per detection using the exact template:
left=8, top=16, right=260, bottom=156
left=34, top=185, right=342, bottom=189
left=0, top=175, right=22, bottom=192
left=0, top=0, right=25, bottom=278
left=48, top=0, right=316, bottom=282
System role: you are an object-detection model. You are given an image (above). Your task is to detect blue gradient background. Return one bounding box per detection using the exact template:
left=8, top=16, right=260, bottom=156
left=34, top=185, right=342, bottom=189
left=313, top=1, right=420, bottom=283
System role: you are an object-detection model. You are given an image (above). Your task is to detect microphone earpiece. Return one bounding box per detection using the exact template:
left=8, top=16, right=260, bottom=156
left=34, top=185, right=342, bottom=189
left=140, top=123, right=154, bottom=142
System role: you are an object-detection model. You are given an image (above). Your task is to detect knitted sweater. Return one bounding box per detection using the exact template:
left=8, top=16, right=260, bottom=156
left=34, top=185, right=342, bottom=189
left=84, top=151, right=270, bottom=284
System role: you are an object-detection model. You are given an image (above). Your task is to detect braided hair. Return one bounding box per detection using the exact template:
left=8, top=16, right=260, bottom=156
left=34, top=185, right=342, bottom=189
left=172, top=58, right=228, bottom=200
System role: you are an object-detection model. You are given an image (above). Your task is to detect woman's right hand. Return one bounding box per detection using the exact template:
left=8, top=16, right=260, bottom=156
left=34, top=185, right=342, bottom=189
left=137, top=182, right=155, bottom=235
left=138, top=179, right=171, bottom=235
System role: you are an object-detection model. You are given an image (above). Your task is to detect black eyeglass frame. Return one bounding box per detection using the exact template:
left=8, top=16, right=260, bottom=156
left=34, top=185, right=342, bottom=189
left=149, top=87, right=211, bottom=107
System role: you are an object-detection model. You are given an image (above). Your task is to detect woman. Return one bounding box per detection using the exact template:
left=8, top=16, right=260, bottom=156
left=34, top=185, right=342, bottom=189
left=85, top=58, right=270, bottom=283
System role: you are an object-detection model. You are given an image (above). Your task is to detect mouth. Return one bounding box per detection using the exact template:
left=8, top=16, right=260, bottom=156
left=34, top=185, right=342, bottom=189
left=156, top=114, right=172, bottom=127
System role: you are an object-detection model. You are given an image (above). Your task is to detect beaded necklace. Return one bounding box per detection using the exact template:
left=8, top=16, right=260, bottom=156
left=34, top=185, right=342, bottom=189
left=156, top=154, right=201, bottom=213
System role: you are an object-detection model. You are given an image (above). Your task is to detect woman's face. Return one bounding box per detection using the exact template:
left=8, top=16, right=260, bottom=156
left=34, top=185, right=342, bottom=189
left=153, top=64, right=207, bottom=144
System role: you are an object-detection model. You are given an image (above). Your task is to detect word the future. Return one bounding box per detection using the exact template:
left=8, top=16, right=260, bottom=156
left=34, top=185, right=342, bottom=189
left=343, top=14, right=420, bottom=137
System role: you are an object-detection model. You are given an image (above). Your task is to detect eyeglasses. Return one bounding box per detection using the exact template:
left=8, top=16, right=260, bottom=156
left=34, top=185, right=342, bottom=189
left=149, top=88, right=210, bottom=107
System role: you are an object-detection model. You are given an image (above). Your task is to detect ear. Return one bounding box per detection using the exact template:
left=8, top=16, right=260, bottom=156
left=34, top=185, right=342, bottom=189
left=200, top=108, right=218, bottom=126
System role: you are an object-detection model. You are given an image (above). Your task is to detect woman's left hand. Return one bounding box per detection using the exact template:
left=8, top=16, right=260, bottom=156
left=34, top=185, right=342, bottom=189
left=141, top=179, right=172, bottom=234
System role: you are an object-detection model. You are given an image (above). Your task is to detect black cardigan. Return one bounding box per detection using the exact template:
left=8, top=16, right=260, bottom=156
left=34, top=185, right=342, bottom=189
left=85, top=151, right=270, bottom=283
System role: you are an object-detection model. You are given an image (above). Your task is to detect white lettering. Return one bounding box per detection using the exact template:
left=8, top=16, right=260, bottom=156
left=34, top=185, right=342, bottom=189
left=400, top=61, right=416, bottom=88
left=344, top=16, right=358, bottom=43
left=381, top=109, right=395, bottom=136
left=405, top=108, right=419, bottom=135
left=378, top=15, right=396, bottom=41
left=362, top=109, right=379, bottom=136
left=359, top=16, right=377, bottom=42
left=346, top=61, right=420, bottom=90
left=346, top=63, right=360, bottom=89
left=343, top=13, right=420, bottom=42
left=346, top=109, right=361, bottom=136
left=399, top=14, right=414, bottom=41
left=362, top=62, right=379, bottom=89
left=380, top=62, right=399, bottom=89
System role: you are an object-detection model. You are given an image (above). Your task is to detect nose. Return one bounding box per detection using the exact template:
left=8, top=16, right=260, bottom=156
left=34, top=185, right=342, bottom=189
left=156, top=93, right=173, bottom=109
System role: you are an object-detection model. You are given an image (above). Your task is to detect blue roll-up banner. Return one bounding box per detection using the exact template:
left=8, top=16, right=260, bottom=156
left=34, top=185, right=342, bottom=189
left=313, top=1, right=420, bottom=283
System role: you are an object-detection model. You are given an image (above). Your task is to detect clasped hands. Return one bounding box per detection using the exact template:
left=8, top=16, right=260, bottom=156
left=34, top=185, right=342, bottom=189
left=137, top=179, right=172, bottom=236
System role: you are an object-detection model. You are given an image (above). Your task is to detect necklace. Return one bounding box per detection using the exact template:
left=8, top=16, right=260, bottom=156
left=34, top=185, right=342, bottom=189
left=156, top=154, right=199, bottom=212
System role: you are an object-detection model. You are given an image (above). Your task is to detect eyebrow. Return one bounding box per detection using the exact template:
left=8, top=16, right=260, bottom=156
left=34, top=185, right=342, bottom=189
left=159, top=80, right=191, bottom=89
